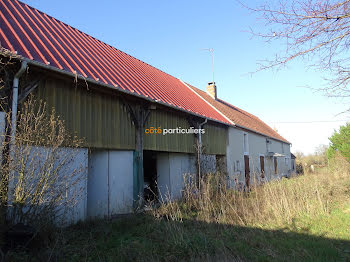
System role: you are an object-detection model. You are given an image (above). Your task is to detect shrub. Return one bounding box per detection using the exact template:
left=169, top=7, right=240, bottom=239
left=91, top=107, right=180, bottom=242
left=328, top=123, right=350, bottom=162
left=296, top=162, right=304, bottom=174
left=0, top=96, right=86, bottom=230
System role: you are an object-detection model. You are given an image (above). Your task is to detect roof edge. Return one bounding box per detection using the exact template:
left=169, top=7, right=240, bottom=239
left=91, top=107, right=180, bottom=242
left=182, top=80, right=290, bottom=144
left=180, top=80, right=235, bottom=126
left=233, top=124, right=291, bottom=145
left=216, top=98, right=290, bottom=143
left=17, top=55, right=231, bottom=127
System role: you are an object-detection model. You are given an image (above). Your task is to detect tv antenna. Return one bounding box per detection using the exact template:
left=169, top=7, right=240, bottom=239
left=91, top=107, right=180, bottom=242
left=201, top=48, right=215, bottom=84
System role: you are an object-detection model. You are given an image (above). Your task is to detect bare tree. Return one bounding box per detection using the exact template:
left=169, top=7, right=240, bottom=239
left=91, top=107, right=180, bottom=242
left=294, top=151, right=305, bottom=159
left=244, top=0, right=350, bottom=106
left=315, top=144, right=329, bottom=156
left=0, top=48, right=19, bottom=111
left=1, top=96, right=87, bottom=228
left=0, top=49, right=20, bottom=242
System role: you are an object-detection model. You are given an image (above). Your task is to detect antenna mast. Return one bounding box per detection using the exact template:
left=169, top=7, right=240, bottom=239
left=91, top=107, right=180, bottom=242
left=202, top=48, right=215, bottom=84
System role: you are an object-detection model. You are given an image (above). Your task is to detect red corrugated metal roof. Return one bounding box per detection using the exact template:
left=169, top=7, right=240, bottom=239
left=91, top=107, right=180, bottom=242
left=0, top=0, right=231, bottom=124
left=186, top=83, right=290, bottom=143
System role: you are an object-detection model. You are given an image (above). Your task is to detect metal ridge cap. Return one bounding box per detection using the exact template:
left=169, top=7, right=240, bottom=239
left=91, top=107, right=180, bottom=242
left=180, top=80, right=235, bottom=126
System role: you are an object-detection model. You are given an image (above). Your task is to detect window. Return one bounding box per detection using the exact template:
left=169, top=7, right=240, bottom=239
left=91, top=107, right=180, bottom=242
left=266, top=139, right=271, bottom=152
left=244, top=133, right=248, bottom=154
left=281, top=142, right=284, bottom=153
left=235, top=160, right=240, bottom=171
left=274, top=157, right=278, bottom=174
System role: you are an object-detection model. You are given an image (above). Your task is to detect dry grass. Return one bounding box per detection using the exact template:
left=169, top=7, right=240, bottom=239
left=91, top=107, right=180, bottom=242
left=153, top=155, right=350, bottom=229
left=4, top=155, right=350, bottom=261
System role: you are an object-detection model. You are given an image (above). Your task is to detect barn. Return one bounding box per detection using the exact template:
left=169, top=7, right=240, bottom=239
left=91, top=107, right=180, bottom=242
left=0, top=0, right=293, bottom=223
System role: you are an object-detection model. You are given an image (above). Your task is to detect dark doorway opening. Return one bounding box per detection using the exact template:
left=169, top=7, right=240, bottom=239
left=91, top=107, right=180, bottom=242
left=260, top=156, right=265, bottom=179
left=143, top=150, right=158, bottom=201
left=274, top=157, right=278, bottom=175
left=244, top=155, right=250, bottom=189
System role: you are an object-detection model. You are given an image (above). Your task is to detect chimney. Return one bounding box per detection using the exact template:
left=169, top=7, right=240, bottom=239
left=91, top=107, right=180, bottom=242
left=206, top=82, right=217, bottom=100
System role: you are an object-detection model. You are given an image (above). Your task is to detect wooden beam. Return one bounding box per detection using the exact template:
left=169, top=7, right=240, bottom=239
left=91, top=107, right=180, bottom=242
left=18, top=79, right=41, bottom=104
left=121, top=98, right=150, bottom=207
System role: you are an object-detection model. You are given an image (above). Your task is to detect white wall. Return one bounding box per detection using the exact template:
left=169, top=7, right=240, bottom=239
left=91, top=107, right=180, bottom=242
left=7, top=146, right=88, bottom=225
left=226, top=127, right=245, bottom=186
left=269, top=140, right=292, bottom=177
left=87, top=150, right=133, bottom=219
left=226, top=127, right=292, bottom=187
left=157, top=152, right=196, bottom=201
left=63, top=148, right=88, bottom=224
left=87, top=150, right=109, bottom=218
left=108, top=151, right=134, bottom=214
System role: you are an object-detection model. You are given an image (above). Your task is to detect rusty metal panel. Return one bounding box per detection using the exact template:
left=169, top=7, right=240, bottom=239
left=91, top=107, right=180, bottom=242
left=36, top=78, right=136, bottom=150
left=144, top=110, right=196, bottom=153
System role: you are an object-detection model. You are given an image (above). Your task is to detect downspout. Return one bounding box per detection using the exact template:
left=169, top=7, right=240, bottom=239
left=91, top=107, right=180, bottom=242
left=10, top=61, right=27, bottom=145
left=7, top=61, right=27, bottom=204
left=198, top=118, right=207, bottom=147
left=197, top=118, right=207, bottom=189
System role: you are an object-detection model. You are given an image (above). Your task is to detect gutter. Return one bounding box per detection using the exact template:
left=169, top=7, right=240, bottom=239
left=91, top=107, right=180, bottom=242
left=21, top=57, right=231, bottom=127
left=233, top=124, right=291, bottom=145
left=5, top=54, right=290, bottom=145
left=2, top=52, right=290, bottom=144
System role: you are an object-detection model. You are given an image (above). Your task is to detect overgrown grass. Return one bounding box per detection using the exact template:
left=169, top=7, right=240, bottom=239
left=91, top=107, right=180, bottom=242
left=5, top=157, right=350, bottom=261
left=153, top=158, right=349, bottom=230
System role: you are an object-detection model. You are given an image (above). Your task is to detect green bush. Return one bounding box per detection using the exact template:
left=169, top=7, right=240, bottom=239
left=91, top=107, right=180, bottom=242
left=327, top=123, right=350, bottom=162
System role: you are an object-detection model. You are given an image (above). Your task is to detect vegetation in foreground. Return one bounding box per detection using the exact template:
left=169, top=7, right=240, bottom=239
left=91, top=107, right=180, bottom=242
left=5, top=156, right=350, bottom=262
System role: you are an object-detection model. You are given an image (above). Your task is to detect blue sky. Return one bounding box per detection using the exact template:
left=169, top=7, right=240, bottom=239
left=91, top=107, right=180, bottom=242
left=23, top=0, right=350, bottom=154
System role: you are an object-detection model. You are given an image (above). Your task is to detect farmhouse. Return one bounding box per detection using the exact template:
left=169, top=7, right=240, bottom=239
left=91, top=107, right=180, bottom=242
left=186, top=83, right=293, bottom=187
left=0, top=0, right=294, bottom=223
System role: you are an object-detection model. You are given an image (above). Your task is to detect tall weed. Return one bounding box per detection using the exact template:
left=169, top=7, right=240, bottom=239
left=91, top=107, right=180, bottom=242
left=153, top=158, right=350, bottom=228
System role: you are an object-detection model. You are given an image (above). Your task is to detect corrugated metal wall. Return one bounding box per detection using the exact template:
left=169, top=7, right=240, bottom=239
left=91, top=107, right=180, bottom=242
left=35, top=77, right=227, bottom=155
left=202, top=124, right=227, bottom=155
left=36, top=78, right=136, bottom=150
left=144, top=110, right=196, bottom=153
left=144, top=110, right=227, bottom=155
